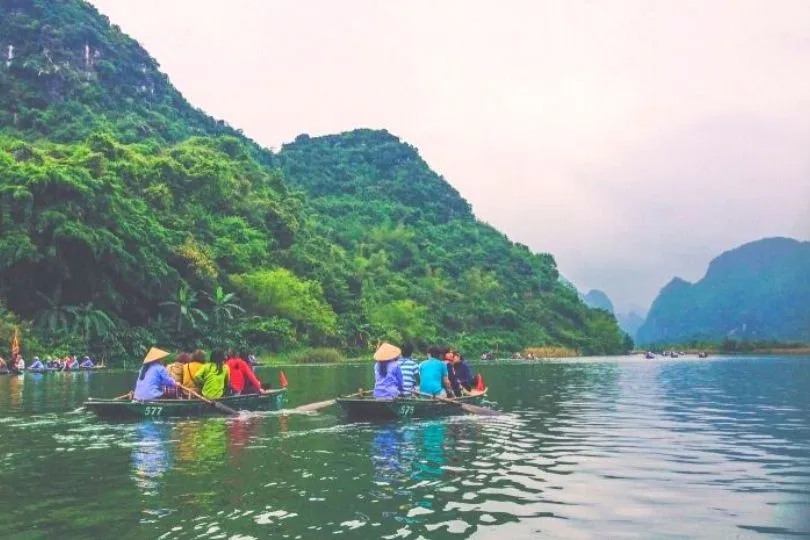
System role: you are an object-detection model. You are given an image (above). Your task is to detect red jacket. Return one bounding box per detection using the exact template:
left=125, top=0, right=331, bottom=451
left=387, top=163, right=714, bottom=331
left=225, top=357, right=262, bottom=393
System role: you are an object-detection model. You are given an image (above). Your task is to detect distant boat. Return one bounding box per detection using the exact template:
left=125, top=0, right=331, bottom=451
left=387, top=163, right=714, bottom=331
left=698, top=351, right=708, bottom=358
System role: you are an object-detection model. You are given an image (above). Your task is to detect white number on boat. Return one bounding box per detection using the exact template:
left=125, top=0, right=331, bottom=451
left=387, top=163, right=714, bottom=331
left=144, top=407, right=163, bottom=416
left=398, top=405, right=414, bottom=417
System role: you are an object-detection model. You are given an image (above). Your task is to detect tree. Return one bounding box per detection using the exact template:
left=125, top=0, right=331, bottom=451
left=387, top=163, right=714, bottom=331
left=204, top=286, right=245, bottom=326
left=69, top=302, right=116, bottom=349
left=33, top=291, right=74, bottom=335
left=160, top=284, right=208, bottom=334
left=231, top=269, right=337, bottom=341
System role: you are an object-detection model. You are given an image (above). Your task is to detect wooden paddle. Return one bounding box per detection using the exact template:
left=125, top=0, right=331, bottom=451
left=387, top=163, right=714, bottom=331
left=178, top=384, right=239, bottom=416
left=114, top=392, right=133, bottom=400
left=295, top=390, right=367, bottom=413
left=416, top=390, right=500, bottom=416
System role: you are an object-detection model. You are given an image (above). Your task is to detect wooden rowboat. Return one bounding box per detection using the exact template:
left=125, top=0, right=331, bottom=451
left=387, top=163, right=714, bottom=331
left=83, top=389, right=288, bottom=420
left=336, top=390, right=488, bottom=421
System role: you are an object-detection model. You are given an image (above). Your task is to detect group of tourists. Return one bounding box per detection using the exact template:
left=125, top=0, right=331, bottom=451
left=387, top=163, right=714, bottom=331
left=372, top=343, right=478, bottom=400
left=132, top=347, right=269, bottom=401
left=0, top=353, right=95, bottom=372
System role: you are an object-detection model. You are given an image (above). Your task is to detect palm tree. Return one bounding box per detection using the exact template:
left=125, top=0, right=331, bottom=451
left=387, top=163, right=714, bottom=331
left=69, top=303, right=116, bottom=346
left=204, top=286, right=245, bottom=326
left=160, top=284, right=208, bottom=333
left=33, top=291, right=73, bottom=334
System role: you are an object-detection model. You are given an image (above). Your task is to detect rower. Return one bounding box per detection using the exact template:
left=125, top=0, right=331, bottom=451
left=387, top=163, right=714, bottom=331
left=29, top=357, right=45, bottom=370
left=80, top=356, right=94, bottom=368
left=372, top=342, right=404, bottom=399
left=133, top=347, right=177, bottom=400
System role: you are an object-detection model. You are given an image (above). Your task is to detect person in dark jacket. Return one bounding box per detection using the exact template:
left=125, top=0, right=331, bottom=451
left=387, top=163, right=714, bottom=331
left=448, top=352, right=474, bottom=396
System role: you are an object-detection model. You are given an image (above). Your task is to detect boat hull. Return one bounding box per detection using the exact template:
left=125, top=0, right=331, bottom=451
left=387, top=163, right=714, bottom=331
left=83, top=389, right=287, bottom=420
left=337, top=391, right=487, bottom=421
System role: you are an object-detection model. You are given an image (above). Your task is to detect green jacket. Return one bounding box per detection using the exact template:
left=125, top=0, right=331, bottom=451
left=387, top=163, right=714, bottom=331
left=193, top=363, right=230, bottom=398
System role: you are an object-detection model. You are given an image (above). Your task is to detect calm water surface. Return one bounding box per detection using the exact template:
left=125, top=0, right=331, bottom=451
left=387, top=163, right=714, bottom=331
left=0, top=356, right=808, bottom=539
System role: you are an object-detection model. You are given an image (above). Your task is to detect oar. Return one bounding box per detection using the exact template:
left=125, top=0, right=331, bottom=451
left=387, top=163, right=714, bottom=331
left=295, top=390, right=367, bottom=413
left=114, top=391, right=133, bottom=400
left=178, top=384, right=239, bottom=416
left=416, top=390, right=500, bottom=416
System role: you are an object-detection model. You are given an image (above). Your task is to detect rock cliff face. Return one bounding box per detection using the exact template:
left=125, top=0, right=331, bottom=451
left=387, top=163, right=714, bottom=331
left=636, top=237, right=810, bottom=344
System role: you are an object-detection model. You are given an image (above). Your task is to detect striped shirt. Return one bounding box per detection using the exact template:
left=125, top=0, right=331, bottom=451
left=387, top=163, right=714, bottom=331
left=399, top=357, right=419, bottom=392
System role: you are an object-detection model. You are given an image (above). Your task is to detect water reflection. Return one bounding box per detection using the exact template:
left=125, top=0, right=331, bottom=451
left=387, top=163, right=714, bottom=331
left=131, top=422, right=173, bottom=496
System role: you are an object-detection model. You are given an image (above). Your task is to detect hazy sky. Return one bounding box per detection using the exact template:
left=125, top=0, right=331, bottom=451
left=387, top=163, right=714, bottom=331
left=90, top=0, right=810, bottom=313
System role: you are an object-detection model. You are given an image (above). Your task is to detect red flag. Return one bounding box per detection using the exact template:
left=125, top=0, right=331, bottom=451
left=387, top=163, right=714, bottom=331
left=11, top=327, right=20, bottom=357
left=279, top=370, right=288, bottom=388
left=475, top=373, right=485, bottom=391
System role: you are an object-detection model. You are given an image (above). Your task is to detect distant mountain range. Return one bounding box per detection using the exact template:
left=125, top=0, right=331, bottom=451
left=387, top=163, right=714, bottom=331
left=616, top=312, right=645, bottom=339
left=636, top=237, right=810, bottom=345
left=582, top=290, right=614, bottom=313
left=581, top=289, right=645, bottom=339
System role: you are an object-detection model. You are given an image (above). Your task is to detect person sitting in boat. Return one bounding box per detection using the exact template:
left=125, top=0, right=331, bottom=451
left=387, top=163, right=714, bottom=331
left=182, top=349, right=206, bottom=393
left=133, top=347, right=177, bottom=401
left=80, top=356, right=94, bottom=368
left=167, top=352, right=189, bottom=384
left=0, top=356, right=6, bottom=370
left=399, top=343, right=419, bottom=394
left=63, top=356, right=77, bottom=370
left=13, top=355, right=25, bottom=371
left=372, top=342, right=404, bottom=399
left=226, top=351, right=267, bottom=395
left=29, top=357, right=45, bottom=370
left=49, top=357, right=62, bottom=369
left=419, top=346, right=452, bottom=398
left=448, top=352, right=474, bottom=396
left=194, top=349, right=230, bottom=399
left=246, top=352, right=258, bottom=367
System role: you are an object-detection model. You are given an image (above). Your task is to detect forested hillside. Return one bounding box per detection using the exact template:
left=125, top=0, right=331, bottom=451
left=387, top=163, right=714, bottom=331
left=0, top=0, right=628, bottom=361
left=636, top=237, right=810, bottom=345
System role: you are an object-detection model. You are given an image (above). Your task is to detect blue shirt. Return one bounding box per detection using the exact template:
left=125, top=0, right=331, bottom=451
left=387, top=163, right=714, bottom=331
left=399, top=357, right=419, bottom=392
left=133, top=363, right=176, bottom=400
left=80, top=359, right=94, bottom=368
left=29, top=360, right=45, bottom=370
left=419, top=357, right=448, bottom=396
left=373, top=361, right=404, bottom=399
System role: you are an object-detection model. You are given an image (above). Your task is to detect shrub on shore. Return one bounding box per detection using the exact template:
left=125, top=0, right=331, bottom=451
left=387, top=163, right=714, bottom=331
left=523, top=346, right=579, bottom=358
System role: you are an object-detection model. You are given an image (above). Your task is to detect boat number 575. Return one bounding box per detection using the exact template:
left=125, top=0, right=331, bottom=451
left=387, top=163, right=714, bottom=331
left=144, top=407, right=163, bottom=416
left=398, top=405, right=414, bottom=417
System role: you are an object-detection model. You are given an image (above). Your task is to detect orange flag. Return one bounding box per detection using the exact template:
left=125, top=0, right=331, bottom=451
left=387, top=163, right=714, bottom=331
left=279, top=370, right=288, bottom=388
left=11, top=327, right=20, bottom=357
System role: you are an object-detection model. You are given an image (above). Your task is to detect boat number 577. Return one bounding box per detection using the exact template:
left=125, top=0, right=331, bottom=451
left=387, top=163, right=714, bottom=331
left=144, top=407, right=163, bottom=416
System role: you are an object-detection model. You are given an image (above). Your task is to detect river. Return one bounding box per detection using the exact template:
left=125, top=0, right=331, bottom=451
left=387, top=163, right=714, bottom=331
left=0, top=356, right=808, bottom=539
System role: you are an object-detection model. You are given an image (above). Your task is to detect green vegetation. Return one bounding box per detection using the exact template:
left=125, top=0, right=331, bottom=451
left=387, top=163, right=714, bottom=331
left=0, top=0, right=629, bottom=362
left=637, top=238, right=810, bottom=345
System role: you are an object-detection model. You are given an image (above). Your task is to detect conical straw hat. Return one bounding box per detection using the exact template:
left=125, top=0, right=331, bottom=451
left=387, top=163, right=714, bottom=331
left=143, top=347, right=170, bottom=365
left=373, top=342, right=401, bottom=362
